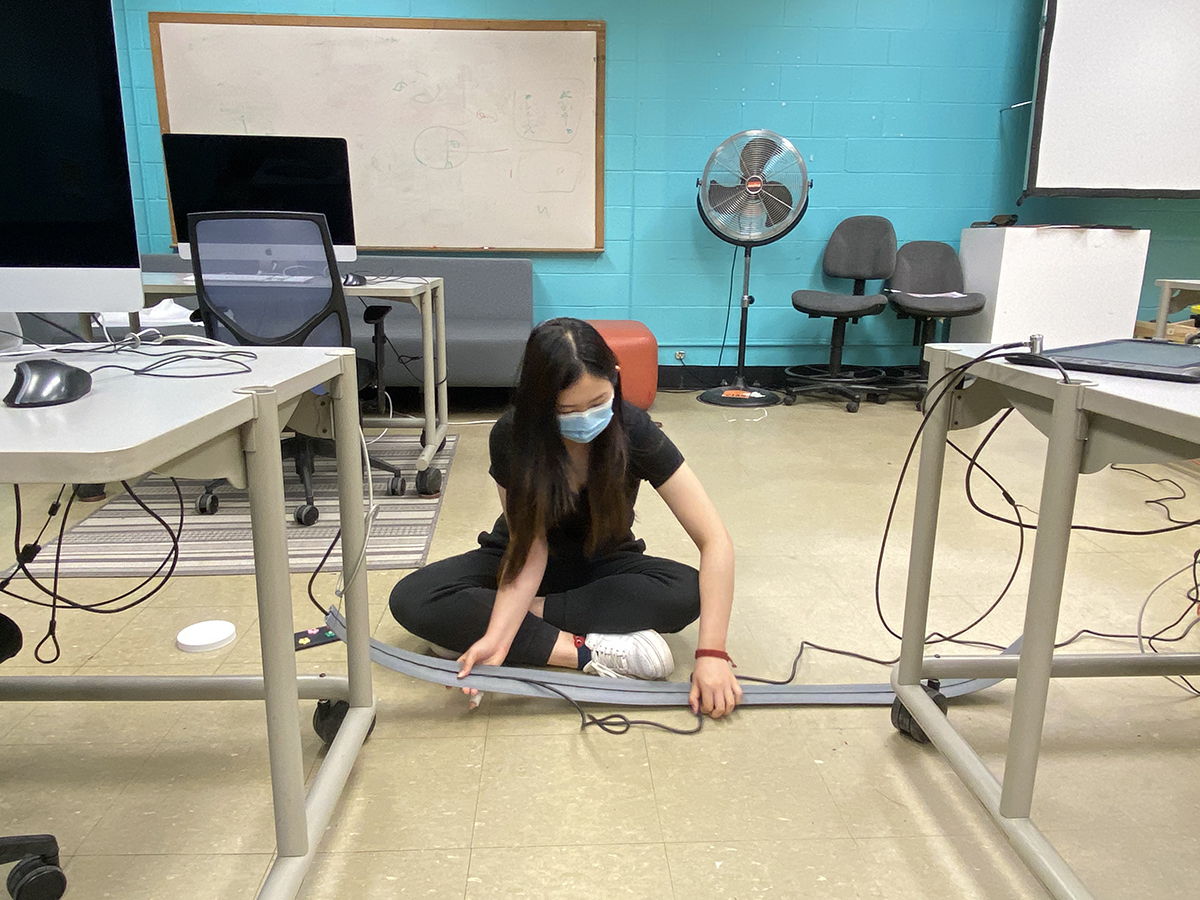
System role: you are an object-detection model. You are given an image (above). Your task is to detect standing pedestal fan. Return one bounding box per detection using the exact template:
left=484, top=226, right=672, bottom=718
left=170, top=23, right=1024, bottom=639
left=696, top=130, right=810, bottom=407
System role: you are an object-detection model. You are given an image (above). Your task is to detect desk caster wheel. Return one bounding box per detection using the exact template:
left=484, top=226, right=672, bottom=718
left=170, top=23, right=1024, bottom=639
left=845, top=400, right=860, bottom=413
left=7, top=856, right=66, bottom=900
left=420, top=429, right=447, bottom=453
left=195, top=492, right=219, bottom=515
left=313, top=699, right=377, bottom=747
left=294, top=504, right=319, bottom=526
left=891, top=682, right=948, bottom=744
left=416, top=468, right=442, bottom=497
left=870, top=393, right=887, bottom=405
left=782, top=394, right=796, bottom=406
left=388, top=475, right=406, bottom=496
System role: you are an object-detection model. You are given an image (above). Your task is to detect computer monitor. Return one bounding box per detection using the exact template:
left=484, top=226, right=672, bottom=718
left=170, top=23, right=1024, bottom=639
left=0, top=0, right=143, bottom=314
left=163, top=134, right=358, bottom=263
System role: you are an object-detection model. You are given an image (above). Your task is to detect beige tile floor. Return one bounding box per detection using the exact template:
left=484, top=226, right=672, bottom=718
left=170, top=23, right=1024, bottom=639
left=3, top=391, right=1200, bottom=899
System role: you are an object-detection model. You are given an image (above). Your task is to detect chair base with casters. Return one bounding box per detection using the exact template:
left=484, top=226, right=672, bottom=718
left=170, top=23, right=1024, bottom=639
left=1, top=835, right=66, bottom=900
left=784, top=291, right=889, bottom=414
left=196, top=435, right=413, bottom=526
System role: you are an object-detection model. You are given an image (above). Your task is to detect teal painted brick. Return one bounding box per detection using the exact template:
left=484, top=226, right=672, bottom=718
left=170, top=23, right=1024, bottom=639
left=920, top=67, right=1007, bottom=103
left=856, top=0, right=929, bottom=30
left=635, top=135, right=718, bottom=171
left=536, top=243, right=630, bottom=274
left=605, top=206, right=633, bottom=238
left=124, top=10, right=149, bottom=49
left=800, top=136, right=847, bottom=171
left=632, top=240, right=740, bottom=276
left=850, top=66, right=921, bottom=102
left=889, top=30, right=1010, bottom=66
left=608, top=98, right=636, bottom=134
left=928, top=0, right=999, bottom=30
left=607, top=60, right=637, bottom=99
left=672, top=26, right=747, bottom=63
left=812, top=102, right=885, bottom=137
left=125, top=126, right=140, bottom=163
left=780, top=64, right=853, bottom=101
left=606, top=171, right=634, bottom=205
left=606, top=27, right=636, bottom=62
left=882, top=103, right=999, bottom=139
left=636, top=26, right=672, bottom=60
left=538, top=272, right=629, bottom=307
left=334, top=1, right=411, bottom=13
left=712, top=0, right=786, bottom=27
left=738, top=100, right=813, bottom=136
left=816, top=28, right=890, bottom=65
left=635, top=99, right=742, bottom=137
left=606, top=134, right=635, bottom=169
left=133, top=88, right=157, bottom=125
left=137, top=126, right=163, bottom=163
left=784, top=0, right=857, bottom=28
left=846, top=138, right=1001, bottom=174
left=633, top=171, right=692, bottom=208
left=743, top=26, right=819, bottom=64
left=130, top=50, right=157, bottom=89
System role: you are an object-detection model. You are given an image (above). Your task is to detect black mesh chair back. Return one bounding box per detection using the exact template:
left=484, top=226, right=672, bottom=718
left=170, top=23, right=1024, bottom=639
left=188, top=211, right=350, bottom=349
left=823, top=216, right=897, bottom=283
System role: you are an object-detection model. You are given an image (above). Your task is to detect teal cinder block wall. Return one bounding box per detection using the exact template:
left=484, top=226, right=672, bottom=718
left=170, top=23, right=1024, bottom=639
left=111, top=0, right=1198, bottom=368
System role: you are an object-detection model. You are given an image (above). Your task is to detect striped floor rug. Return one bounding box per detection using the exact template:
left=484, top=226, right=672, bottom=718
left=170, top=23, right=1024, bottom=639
left=18, top=433, right=456, bottom=578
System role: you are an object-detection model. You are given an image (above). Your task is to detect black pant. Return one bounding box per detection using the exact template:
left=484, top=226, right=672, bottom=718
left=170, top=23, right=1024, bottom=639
left=389, top=538, right=701, bottom=666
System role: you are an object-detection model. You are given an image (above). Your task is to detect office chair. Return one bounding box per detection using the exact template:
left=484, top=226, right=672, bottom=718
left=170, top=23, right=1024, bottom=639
left=784, top=215, right=896, bottom=412
left=882, top=241, right=985, bottom=396
left=1, top=616, right=68, bottom=900
left=188, top=211, right=408, bottom=526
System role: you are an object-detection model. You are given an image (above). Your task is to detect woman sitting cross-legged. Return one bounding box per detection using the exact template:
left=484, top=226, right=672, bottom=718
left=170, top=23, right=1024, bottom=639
left=389, top=317, right=741, bottom=718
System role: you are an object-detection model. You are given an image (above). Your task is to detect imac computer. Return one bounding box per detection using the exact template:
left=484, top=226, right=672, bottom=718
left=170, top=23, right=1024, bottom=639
left=0, top=0, right=144, bottom=314
left=162, top=133, right=358, bottom=263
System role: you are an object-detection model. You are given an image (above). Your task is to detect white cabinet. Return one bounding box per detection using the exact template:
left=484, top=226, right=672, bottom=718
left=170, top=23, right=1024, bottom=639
left=953, top=226, right=1150, bottom=348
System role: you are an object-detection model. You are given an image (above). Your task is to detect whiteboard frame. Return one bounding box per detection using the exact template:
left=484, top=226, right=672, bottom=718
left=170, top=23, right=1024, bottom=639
left=148, top=12, right=606, bottom=252
left=1021, top=0, right=1200, bottom=202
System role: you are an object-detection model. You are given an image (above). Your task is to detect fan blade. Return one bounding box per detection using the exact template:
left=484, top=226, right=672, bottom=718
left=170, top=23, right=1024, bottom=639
left=739, top=136, right=786, bottom=178
left=708, top=181, right=748, bottom=216
left=760, top=181, right=794, bottom=227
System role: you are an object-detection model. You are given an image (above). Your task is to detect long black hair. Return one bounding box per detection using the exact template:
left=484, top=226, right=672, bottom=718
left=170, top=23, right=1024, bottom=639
left=499, top=318, right=629, bottom=585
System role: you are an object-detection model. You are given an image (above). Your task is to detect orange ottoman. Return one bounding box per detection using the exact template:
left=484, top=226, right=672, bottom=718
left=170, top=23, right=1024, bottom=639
left=588, top=319, right=658, bottom=410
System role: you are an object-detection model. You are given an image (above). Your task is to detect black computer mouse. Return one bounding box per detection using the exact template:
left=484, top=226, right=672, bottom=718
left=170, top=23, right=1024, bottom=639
left=342, top=272, right=366, bottom=287
left=3, top=359, right=93, bottom=408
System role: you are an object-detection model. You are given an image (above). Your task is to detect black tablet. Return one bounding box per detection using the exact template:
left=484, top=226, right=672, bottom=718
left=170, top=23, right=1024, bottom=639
left=1008, top=339, right=1200, bottom=383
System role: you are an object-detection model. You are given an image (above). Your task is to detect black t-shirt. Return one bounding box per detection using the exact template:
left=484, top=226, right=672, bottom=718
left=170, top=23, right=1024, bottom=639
left=485, top=400, right=685, bottom=557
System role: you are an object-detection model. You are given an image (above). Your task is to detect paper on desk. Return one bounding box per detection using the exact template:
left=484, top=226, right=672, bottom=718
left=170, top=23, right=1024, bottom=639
left=98, top=298, right=200, bottom=328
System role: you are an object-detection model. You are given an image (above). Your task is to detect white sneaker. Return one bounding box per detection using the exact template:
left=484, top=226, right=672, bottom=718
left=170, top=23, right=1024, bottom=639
left=582, top=630, right=674, bottom=680
left=427, top=643, right=458, bottom=660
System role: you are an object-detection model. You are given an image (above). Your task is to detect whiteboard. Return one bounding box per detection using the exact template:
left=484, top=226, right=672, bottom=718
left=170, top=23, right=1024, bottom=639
left=150, top=14, right=604, bottom=251
left=1026, top=0, right=1200, bottom=197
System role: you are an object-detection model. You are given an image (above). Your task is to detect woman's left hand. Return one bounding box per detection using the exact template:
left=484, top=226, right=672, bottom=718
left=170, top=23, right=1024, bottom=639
left=689, top=655, right=742, bottom=719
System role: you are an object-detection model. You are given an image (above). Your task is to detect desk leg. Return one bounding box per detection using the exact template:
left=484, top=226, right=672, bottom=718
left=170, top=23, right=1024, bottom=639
left=243, top=387, right=308, bottom=859
left=419, top=287, right=436, bottom=470
left=898, top=351, right=954, bottom=686
left=330, top=352, right=372, bottom=710
left=1000, top=381, right=1088, bottom=819
left=1155, top=283, right=1172, bottom=341
left=434, top=283, right=449, bottom=439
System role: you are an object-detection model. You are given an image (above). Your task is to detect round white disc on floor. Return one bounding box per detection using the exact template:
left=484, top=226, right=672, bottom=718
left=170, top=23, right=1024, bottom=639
left=176, top=619, right=237, bottom=653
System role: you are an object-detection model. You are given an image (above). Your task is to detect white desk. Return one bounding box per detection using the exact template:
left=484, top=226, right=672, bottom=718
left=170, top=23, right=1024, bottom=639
left=1153, top=278, right=1200, bottom=340
left=141, top=272, right=449, bottom=477
left=0, top=345, right=375, bottom=900
left=893, top=344, right=1200, bottom=900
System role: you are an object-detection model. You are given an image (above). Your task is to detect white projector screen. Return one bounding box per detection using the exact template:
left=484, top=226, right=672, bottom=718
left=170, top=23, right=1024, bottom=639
left=1024, top=0, right=1200, bottom=199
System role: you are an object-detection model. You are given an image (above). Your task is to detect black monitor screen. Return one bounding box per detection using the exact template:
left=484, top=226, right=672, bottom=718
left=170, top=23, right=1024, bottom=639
left=0, top=0, right=139, bottom=267
left=163, top=133, right=356, bottom=247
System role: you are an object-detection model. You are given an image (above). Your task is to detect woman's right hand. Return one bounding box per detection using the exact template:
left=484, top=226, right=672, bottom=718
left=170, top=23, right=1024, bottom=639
left=456, top=632, right=511, bottom=694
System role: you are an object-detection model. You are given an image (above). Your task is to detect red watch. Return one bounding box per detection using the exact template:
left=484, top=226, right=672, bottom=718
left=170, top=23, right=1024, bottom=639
left=695, top=648, right=735, bottom=667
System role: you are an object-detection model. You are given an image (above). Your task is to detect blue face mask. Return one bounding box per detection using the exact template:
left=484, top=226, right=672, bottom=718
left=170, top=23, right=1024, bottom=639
left=557, top=396, right=614, bottom=443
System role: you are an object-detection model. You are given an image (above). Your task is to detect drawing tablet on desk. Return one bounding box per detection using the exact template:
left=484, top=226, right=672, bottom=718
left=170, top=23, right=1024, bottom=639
left=1008, top=339, right=1200, bottom=383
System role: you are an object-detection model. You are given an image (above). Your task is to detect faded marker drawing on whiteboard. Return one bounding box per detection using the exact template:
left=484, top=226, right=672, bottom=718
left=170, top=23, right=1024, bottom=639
left=155, top=20, right=600, bottom=249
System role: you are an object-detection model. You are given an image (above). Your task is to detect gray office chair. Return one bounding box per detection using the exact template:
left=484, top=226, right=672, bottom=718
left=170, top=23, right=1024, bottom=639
left=784, top=215, right=896, bottom=412
left=883, top=241, right=985, bottom=393
left=189, top=211, right=412, bottom=525
left=1, top=618, right=67, bottom=900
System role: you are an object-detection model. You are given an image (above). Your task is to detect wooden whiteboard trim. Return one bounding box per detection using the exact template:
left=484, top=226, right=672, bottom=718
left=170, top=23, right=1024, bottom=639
left=147, top=12, right=606, bottom=252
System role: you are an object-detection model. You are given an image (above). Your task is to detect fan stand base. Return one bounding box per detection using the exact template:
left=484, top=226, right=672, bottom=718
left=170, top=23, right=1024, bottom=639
left=697, top=381, right=783, bottom=408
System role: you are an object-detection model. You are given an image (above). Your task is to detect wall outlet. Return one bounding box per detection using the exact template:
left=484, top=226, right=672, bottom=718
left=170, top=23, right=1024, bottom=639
left=674, top=350, right=686, bottom=360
